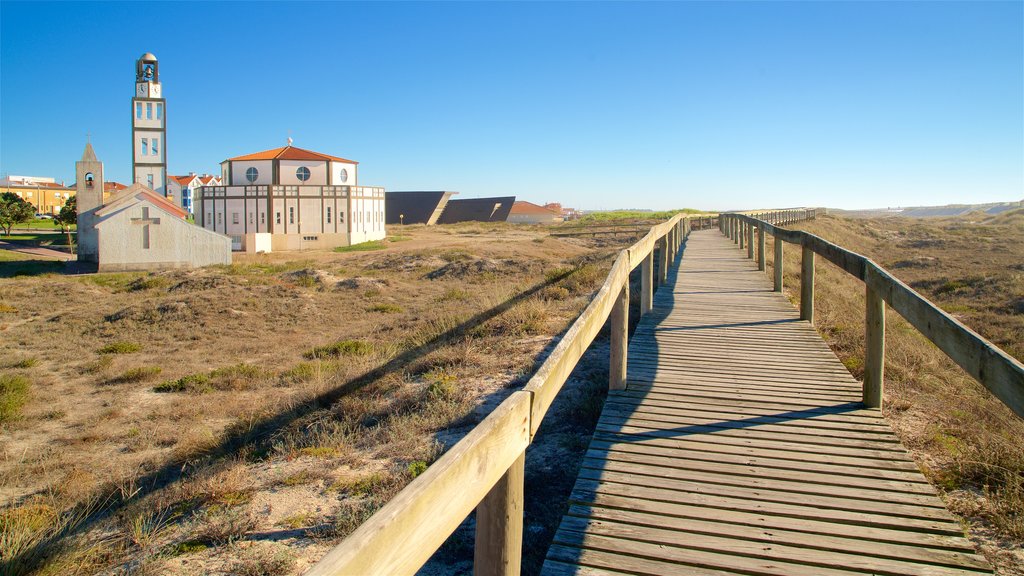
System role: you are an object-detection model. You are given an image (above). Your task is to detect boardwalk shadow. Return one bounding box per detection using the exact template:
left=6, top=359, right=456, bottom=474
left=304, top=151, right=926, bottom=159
left=653, top=318, right=800, bottom=332
left=13, top=263, right=597, bottom=573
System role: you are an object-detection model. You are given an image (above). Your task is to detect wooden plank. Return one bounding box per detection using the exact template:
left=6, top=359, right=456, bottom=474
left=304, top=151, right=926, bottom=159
left=571, top=489, right=976, bottom=552
left=551, top=530, right=871, bottom=576
left=474, top=451, right=525, bottom=576
left=556, top=515, right=989, bottom=575
left=306, top=391, right=530, bottom=576
left=570, top=479, right=963, bottom=535
left=579, top=457, right=945, bottom=509
left=585, top=444, right=935, bottom=492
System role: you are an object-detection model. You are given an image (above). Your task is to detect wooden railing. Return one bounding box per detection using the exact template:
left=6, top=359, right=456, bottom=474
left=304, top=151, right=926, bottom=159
left=719, top=211, right=1024, bottom=418
left=306, top=213, right=734, bottom=575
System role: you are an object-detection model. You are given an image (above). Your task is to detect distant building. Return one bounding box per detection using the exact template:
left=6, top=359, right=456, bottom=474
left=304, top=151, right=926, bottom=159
left=75, top=143, right=231, bottom=271
left=437, top=197, right=515, bottom=224
left=196, top=143, right=385, bottom=252
left=168, top=173, right=221, bottom=214
left=508, top=201, right=564, bottom=224
left=385, top=192, right=515, bottom=225
left=385, top=191, right=458, bottom=225
left=0, top=176, right=73, bottom=215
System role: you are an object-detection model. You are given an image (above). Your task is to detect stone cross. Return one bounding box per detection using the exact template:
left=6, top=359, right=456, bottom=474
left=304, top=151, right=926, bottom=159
left=131, top=207, right=161, bottom=249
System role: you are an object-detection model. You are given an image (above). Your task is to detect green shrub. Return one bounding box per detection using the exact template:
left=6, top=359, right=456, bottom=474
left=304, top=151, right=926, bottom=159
left=154, top=373, right=211, bottom=393
left=304, top=340, right=373, bottom=360
left=97, top=341, right=141, bottom=355
left=0, top=374, right=30, bottom=422
left=408, top=461, right=428, bottom=478
left=209, top=364, right=271, bottom=390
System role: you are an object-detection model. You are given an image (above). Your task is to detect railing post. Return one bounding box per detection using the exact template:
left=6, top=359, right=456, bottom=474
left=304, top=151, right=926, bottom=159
left=739, top=222, right=745, bottom=248
left=800, top=245, right=815, bottom=324
left=474, top=452, right=525, bottom=576
left=658, top=236, right=668, bottom=285
left=610, top=281, right=629, bottom=390
left=757, top=225, right=766, bottom=271
left=773, top=236, right=783, bottom=292
left=864, top=281, right=885, bottom=408
left=641, top=249, right=653, bottom=315
left=746, top=224, right=754, bottom=259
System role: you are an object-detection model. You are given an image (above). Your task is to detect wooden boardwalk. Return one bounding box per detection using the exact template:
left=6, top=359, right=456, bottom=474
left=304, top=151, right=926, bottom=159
left=542, top=230, right=993, bottom=576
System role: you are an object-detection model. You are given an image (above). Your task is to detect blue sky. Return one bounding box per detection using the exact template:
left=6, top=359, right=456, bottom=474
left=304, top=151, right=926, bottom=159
left=1, top=1, right=1021, bottom=210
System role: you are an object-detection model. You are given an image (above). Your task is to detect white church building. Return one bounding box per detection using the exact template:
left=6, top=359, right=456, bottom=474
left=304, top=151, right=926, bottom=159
left=196, top=144, right=386, bottom=252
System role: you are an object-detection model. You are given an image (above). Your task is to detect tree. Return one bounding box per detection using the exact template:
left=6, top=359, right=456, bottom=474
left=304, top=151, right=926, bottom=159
left=0, top=192, right=34, bottom=236
left=53, top=195, right=77, bottom=255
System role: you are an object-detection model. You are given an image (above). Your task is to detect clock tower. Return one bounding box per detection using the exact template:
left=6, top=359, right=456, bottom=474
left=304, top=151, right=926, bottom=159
left=131, top=52, right=167, bottom=196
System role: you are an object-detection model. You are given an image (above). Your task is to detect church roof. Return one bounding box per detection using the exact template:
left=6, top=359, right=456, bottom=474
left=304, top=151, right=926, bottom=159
left=96, top=183, right=188, bottom=219
left=510, top=201, right=561, bottom=216
left=81, top=142, right=98, bottom=162
left=225, top=145, right=358, bottom=164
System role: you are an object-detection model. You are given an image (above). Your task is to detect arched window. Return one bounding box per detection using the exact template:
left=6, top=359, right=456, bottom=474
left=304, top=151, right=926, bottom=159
left=85, top=173, right=94, bottom=188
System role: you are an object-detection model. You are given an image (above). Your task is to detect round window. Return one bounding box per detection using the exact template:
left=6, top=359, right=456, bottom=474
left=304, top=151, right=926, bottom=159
left=340, top=168, right=348, bottom=183
left=296, top=166, right=311, bottom=182
left=245, top=167, right=259, bottom=183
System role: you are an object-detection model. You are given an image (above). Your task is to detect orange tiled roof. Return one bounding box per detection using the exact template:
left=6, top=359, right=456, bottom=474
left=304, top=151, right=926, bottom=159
left=201, top=175, right=219, bottom=185
left=226, top=145, right=358, bottom=164
left=171, top=175, right=198, bottom=185
left=510, top=201, right=560, bottom=216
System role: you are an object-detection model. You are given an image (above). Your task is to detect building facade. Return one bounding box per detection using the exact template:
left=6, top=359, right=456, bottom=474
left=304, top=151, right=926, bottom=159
left=131, top=53, right=167, bottom=196
left=169, top=173, right=220, bottom=214
left=196, top=144, right=385, bottom=252
left=0, top=176, right=73, bottom=215
left=508, top=200, right=564, bottom=224
left=75, top=143, right=231, bottom=270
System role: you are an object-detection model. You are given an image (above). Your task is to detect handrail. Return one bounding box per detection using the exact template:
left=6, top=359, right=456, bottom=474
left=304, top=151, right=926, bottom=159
left=306, top=211, right=740, bottom=575
left=719, top=211, right=1024, bottom=419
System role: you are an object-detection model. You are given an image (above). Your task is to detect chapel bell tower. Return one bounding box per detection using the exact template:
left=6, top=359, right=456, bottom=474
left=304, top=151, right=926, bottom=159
left=131, top=52, right=167, bottom=196
left=75, top=142, right=104, bottom=263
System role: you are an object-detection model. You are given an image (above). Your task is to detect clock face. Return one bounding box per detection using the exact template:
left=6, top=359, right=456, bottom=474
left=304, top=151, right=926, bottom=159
left=152, top=85, right=161, bottom=97
left=138, top=84, right=147, bottom=96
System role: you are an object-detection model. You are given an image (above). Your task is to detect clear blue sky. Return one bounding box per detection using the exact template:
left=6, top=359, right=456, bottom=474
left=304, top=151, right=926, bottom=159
left=1, top=1, right=1021, bottom=210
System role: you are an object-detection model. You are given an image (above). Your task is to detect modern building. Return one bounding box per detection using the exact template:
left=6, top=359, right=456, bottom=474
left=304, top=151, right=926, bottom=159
left=131, top=53, right=167, bottom=196
left=385, top=191, right=458, bottom=225
left=508, top=200, right=564, bottom=224
left=0, top=176, right=73, bottom=215
left=196, top=143, right=386, bottom=252
left=168, top=173, right=221, bottom=214
left=436, top=197, right=515, bottom=224
left=75, top=143, right=231, bottom=271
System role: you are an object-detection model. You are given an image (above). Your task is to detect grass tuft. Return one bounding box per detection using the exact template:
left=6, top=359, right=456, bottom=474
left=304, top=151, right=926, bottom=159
left=97, top=341, right=141, bottom=355
left=304, top=339, right=374, bottom=360
left=1, top=375, right=30, bottom=422
left=334, top=240, right=386, bottom=253
left=106, top=366, right=162, bottom=385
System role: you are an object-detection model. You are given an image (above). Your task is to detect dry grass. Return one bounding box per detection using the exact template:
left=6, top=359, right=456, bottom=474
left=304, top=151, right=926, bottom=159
left=771, top=212, right=1024, bottom=569
left=0, top=222, right=625, bottom=575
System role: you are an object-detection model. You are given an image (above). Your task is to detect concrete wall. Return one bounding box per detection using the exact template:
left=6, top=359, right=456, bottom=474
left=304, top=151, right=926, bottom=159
left=331, top=161, right=357, bottom=185
left=95, top=199, right=231, bottom=271
left=229, top=160, right=273, bottom=185
left=279, top=160, right=328, bottom=186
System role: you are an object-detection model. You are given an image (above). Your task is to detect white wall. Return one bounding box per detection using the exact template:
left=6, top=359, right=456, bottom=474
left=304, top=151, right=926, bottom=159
left=229, top=160, right=273, bottom=185
left=331, top=161, right=357, bottom=185
left=279, top=160, right=328, bottom=186
left=134, top=130, right=165, bottom=165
